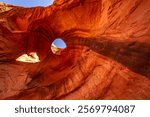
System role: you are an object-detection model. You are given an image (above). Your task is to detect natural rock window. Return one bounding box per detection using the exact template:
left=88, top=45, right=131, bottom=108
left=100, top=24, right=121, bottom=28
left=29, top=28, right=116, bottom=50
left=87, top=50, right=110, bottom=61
left=51, top=38, right=67, bottom=55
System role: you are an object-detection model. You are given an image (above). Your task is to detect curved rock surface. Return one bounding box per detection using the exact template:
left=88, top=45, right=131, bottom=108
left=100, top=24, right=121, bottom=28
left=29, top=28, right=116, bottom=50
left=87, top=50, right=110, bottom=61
left=0, top=0, right=150, bottom=99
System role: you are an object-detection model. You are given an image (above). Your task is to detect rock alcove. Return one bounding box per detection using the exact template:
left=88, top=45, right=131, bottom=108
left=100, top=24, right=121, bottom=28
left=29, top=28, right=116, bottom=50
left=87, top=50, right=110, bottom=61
left=0, top=0, right=150, bottom=99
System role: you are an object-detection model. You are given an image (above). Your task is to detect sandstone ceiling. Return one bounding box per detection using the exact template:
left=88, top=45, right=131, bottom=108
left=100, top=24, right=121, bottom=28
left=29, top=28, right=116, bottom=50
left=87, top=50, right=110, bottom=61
left=0, top=0, right=150, bottom=99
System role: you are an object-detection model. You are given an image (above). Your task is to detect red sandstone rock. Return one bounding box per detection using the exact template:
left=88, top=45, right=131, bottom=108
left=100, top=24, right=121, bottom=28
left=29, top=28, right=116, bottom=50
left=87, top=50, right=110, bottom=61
left=0, top=0, right=150, bottom=99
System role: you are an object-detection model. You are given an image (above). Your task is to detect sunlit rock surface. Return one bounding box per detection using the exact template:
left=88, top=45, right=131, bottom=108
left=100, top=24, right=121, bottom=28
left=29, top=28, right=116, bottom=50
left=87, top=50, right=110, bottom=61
left=0, top=0, right=150, bottom=99
left=16, top=52, right=40, bottom=63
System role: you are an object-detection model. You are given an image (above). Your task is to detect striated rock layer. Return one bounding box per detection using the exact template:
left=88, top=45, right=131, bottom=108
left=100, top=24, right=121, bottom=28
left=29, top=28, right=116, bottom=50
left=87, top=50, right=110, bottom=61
left=0, top=0, right=150, bottom=99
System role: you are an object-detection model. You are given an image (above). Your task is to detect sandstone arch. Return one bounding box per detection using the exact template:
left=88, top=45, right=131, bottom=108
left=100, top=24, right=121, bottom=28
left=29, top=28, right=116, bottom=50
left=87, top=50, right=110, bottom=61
left=0, top=0, right=150, bottom=99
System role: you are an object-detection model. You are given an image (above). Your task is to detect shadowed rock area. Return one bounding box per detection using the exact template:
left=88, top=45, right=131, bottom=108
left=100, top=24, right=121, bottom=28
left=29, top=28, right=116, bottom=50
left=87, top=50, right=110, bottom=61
left=0, top=0, right=150, bottom=99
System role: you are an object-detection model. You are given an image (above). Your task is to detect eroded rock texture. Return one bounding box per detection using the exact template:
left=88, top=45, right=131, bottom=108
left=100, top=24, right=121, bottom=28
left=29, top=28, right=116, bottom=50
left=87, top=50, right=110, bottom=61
left=0, top=0, right=150, bottom=99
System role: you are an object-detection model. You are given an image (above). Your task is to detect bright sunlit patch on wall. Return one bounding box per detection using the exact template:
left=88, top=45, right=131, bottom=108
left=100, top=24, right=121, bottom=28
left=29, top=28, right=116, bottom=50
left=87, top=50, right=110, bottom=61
left=16, top=52, right=40, bottom=63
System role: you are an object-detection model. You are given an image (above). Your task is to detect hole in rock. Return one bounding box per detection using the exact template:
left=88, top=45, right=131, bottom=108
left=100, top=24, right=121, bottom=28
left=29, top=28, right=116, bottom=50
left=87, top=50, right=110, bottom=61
left=51, top=38, right=67, bottom=55
left=0, top=0, right=54, bottom=7
left=16, top=52, right=40, bottom=63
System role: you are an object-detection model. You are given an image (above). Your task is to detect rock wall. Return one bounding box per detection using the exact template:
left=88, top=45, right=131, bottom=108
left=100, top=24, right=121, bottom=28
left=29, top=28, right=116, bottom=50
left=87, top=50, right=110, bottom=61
left=0, top=0, right=150, bottom=99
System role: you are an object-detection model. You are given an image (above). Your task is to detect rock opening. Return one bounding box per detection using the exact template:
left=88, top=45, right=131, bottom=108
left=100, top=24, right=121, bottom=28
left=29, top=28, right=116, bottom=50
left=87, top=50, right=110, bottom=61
left=51, top=38, right=67, bottom=55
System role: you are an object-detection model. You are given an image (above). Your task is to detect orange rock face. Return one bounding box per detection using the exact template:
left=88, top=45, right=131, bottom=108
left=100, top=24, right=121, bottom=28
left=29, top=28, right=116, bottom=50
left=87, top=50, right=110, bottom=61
left=0, top=0, right=150, bottom=99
